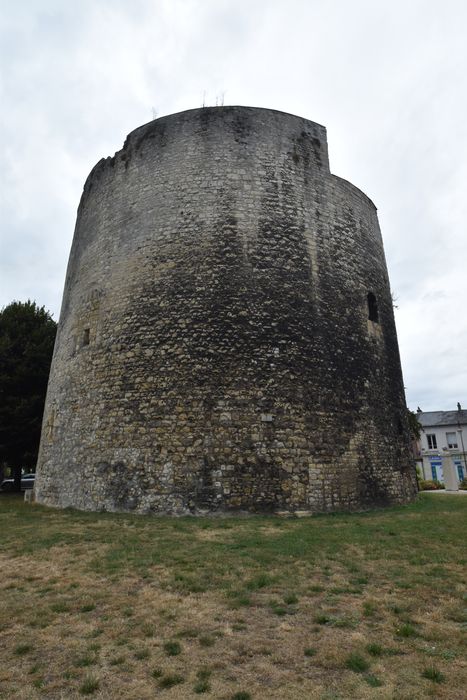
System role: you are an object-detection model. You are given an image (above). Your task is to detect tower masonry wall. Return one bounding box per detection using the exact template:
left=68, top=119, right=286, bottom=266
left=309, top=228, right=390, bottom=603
left=35, top=106, right=417, bottom=514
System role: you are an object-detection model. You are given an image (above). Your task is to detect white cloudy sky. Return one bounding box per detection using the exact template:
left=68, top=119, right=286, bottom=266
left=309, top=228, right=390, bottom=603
left=1, top=0, right=466, bottom=411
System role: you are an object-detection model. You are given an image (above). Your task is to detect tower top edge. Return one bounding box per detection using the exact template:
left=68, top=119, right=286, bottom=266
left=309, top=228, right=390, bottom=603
left=126, top=105, right=327, bottom=143
left=82, top=106, right=330, bottom=196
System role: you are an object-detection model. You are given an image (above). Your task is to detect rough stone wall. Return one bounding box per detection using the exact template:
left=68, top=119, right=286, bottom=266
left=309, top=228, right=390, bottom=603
left=35, top=106, right=417, bottom=514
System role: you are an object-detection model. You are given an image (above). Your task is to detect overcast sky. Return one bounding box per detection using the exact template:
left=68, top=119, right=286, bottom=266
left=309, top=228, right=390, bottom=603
left=1, top=0, right=466, bottom=411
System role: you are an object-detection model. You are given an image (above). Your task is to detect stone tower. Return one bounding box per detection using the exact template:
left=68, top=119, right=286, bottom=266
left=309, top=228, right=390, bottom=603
left=35, top=107, right=417, bottom=514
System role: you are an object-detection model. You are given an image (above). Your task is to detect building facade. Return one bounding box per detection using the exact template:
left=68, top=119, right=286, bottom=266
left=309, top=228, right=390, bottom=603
left=418, top=408, right=467, bottom=487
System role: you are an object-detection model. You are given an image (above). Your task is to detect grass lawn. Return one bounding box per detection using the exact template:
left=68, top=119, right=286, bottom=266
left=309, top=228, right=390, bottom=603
left=0, top=493, right=465, bottom=699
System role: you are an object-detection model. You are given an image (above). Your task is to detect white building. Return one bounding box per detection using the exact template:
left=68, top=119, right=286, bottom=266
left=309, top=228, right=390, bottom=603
left=417, top=408, right=467, bottom=488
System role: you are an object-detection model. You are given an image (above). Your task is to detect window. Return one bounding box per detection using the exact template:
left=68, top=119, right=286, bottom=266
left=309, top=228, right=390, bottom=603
left=430, top=458, right=442, bottom=481
left=82, top=328, right=90, bottom=346
left=446, top=432, right=458, bottom=449
left=367, top=292, right=379, bottom=322
left=427, top=434, right=437, bottom=449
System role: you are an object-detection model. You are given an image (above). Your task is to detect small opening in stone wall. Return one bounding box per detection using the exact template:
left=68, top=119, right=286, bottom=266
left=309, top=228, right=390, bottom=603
left=82, top=328, right=90, bottom=346
left=367, top=292, right=379, bottom=322
left=397, top=416, right=403, bottom=435
left=46, top=408, right=56, bottom=442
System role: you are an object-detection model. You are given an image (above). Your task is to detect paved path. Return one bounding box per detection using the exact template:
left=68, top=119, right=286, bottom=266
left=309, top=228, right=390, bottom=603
left=421, top=489, right=467, bottom=495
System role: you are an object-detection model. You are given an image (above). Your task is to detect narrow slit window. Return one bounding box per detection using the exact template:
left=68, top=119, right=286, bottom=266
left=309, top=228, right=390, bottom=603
left=367, top=292, right=379, bottom=322
left=82, top=328, right=90, bottom=346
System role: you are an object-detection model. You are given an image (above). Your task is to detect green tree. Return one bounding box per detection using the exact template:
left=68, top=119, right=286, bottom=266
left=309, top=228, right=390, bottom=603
left=0, top=301, right=57, bottom=491
left=407, top=408, right=422, bottom=441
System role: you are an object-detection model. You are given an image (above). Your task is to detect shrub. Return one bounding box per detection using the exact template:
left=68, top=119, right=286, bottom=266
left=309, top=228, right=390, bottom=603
left=313, top=613, right=330, bottom=625
left=363, top=600, right=377, bottom=617
left=194, top=678, right=210, bottom=693
left=345, top=653, right=370, bottom=673
left=134, top=648, right=150, bottom=660
left=269, top=601, right=288, bottom=616
left=80, top=603, right=96, bottom=613
left=109, top=656, right=125, bottom=666
left=79, top=677, right=99, bottom=695
left=366, top=642, right=383, bottom=657
left=304, top=647, right=317, bottom=657
left=365, top=674, right=383, bottom=687
left=199, top=635, right=215, bottom=647
left=197, top=668, right=211, bottom=681
left=163, top=640, right=181, bottom=656
left=14, top=643, right=33, bottom=655
left=74, top=654, right=95, bottom=668
left=283, top=592, right=298, bottom=605
left=50, top=601, right=70, bottom=613
left=396, top=623, right=418, bottom=638
left=158, top=673, right=184, bottom=688
left=459, top=478, right=467, bottom=490
left=422, top=667, right=445, bottom=683
left=245, top=573, right=273, bottom=590
left=194, top=668, right=212, bottom=694
left=419, top=480, right=445, bottom=490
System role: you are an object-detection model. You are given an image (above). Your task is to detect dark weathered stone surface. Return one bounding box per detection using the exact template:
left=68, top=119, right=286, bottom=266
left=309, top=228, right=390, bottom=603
left=35, top=106, right=417, bottom=514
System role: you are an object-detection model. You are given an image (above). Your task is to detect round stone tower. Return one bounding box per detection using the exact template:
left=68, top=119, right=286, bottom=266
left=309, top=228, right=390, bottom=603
left=35, top=107, right=417, bottom=514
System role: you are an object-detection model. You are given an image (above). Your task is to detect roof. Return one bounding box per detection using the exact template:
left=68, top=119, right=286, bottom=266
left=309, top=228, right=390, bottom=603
left=417, top=410, right=467, bottom=428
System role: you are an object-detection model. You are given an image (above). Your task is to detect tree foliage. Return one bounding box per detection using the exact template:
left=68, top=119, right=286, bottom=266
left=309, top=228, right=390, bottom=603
left=0, top=301, right=57, bottom=489
left=407, top=409, right=422, bottom=441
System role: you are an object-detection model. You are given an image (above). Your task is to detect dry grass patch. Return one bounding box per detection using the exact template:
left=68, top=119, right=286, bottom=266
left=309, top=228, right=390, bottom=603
left=0, top=493, right=466, bottom=698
